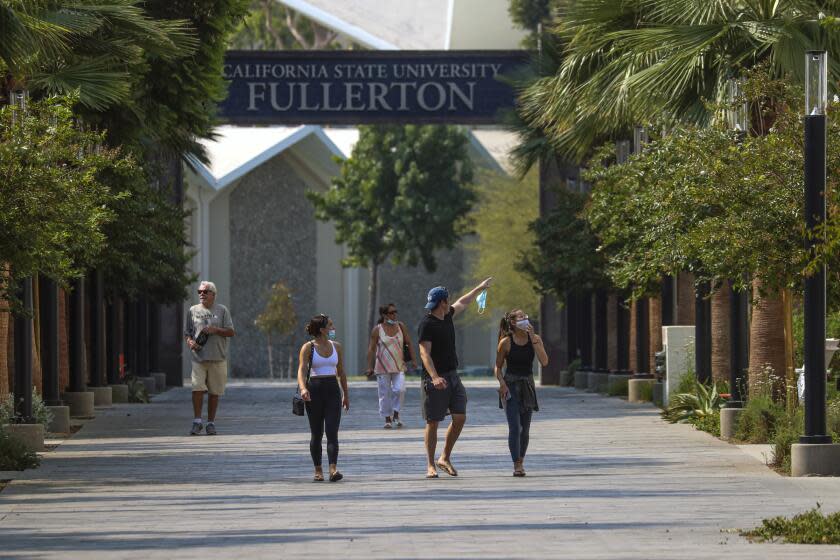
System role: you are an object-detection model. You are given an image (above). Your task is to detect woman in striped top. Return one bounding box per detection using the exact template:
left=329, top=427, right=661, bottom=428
left=365, top=303, right=418, bottom=428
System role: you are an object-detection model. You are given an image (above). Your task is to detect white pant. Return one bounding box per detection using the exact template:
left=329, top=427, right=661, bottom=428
left=376, top=372, right=405, bottom=418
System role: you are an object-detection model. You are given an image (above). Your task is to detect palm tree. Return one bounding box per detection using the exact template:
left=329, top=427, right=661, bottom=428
left=519, top=0, right=840, bottom=161
left=1, top=0, right=196, bottom=110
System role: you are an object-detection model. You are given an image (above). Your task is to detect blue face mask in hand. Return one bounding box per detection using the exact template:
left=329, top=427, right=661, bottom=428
left=476, top=289, right=487, bottom=315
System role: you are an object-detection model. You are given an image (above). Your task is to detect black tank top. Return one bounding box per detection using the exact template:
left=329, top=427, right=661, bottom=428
left=505, top=334, right=535, bottom=377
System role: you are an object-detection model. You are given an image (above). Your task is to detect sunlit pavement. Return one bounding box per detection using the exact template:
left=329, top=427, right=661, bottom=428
left=1, top=380, right=839, bottom=559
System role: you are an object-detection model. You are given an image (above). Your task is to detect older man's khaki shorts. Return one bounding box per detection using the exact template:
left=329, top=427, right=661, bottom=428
left=191, top=360, right=228, bottom=395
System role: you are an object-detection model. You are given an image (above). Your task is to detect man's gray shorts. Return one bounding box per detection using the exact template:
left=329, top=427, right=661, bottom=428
left=422, top=371, right=467, bottom=422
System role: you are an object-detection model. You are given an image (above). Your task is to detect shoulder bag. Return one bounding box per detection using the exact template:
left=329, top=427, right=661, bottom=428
left=292, top=342, right=314, bottom=416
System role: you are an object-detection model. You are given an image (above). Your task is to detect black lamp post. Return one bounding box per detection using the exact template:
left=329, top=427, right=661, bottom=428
left=801, top=50, right=831, bottom=444
left=615, top=140, right=632, bottom=372
left=632, top=128, right=652, bottom=377
left=725, top=78, right=749, bottom=407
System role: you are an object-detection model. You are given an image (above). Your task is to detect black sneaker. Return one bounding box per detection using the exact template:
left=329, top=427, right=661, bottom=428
left=205, top=422, right=217, bottom=436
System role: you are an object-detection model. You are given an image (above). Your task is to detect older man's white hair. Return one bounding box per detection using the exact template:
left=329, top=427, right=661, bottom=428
left=199, top=280, right=217, bottom=294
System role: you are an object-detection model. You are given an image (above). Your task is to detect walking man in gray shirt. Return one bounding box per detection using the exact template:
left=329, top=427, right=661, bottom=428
left=184, top=281, right=235, bottom=435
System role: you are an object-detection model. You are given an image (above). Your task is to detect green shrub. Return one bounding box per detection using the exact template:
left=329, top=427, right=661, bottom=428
left=608, top=378, right=628, bottom=397
left=0, top=390, right=54, bottom=429
left=735, top=395, right=786, bottom=443
left=125, top=374, right=150, bottom=403
left=661, top=382, right=723, bottom=423
left=688, top=410, right=721, bottom=437
left=639, top=381, right=654, bottom=402
left=742, top=505, right=840, bottom=544
left=676, top=372, right=697, bottom=394
left=0, top=426, right=40, bottom=471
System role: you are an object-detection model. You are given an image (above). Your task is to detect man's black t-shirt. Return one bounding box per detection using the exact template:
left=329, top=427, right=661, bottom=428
left=418, top=308, right=458, bottom=374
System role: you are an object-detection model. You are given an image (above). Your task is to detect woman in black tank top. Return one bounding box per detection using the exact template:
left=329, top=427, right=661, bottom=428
left=494, top=309, right=549, bottom=477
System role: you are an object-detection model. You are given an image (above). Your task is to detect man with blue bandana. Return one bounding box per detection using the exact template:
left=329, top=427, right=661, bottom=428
left=417, top=277, right=492, bottom=479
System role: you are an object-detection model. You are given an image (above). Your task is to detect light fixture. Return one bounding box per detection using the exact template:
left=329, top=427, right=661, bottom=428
left=806, top=51, right=828, bottom=116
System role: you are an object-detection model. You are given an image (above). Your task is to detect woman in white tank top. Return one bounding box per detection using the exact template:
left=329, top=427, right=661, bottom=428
left=297, top=314, right=349, bottom=482
left=365, top=303, right=418, bottom=428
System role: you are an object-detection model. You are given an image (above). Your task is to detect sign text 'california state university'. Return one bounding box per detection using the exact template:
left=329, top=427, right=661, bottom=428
left=221, top=50, right=528, bottom=125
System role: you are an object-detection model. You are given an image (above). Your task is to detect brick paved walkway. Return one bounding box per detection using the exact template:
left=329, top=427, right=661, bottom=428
left=2, top=381, right=840, bottom=559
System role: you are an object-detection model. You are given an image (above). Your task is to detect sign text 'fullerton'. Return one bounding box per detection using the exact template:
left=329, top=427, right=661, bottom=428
left=220, top=51, right=528, bottom=125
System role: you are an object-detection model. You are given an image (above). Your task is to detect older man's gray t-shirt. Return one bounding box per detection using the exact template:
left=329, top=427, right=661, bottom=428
left=184, top=303, right=234, bottom=362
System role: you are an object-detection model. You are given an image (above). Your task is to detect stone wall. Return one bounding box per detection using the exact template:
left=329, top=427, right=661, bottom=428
left=228, top=156, right=318, bottom=378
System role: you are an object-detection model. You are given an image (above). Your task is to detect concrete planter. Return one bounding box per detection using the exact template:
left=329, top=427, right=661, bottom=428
left=559, top=370, right=574, bottom=387
left=62, top=391, right=95, bottom=418
left=574, top=370, right=590, bottom=390
left=138, top=377, right=158, bottom=395
left=628, top=378, right=655, bottom=403
left=607, top=374, right=630, bottom=397
left=91, top=386, right=112, bottom=407
left=151, top=372, right=167, bottom=392
left=5, top=423, right=45, bottom=452
left=792, top=443, right=840, bottom=476
left=109, top=384, right=129, bottom=403
left=587, top=372, right=610, bottom=393
left=720, top=407, right=742, bottom=440
left=46, top=405, right=71, bottom=434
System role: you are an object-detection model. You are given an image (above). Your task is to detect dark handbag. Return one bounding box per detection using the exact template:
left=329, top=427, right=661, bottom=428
left=292, top=343, right=314, bottom=416
left=398, top=322, right=412, bottom=365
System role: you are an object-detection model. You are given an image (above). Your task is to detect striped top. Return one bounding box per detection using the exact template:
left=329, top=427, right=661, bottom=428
left=374, top=323, right=405, bottom=374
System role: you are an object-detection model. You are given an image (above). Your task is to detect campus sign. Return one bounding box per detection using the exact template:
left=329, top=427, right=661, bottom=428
left=220, top=50, right=528, bottom=125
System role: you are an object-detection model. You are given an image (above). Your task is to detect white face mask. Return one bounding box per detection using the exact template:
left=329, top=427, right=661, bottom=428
left=515, top=319, right=530, bottom=331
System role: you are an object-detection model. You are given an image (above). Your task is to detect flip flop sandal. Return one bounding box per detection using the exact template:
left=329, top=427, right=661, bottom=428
left=513, top=470, right=526, bottom=477
left=313, top=474, right=325, bottom=482
left=329, top=471, right=343, bottom=482
left=436, top=461, right=458, bottom=476
left=425, top=472, right=439, bottom=479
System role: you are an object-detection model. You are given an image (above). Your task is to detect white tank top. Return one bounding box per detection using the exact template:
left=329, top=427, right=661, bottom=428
left=310, top=341, right=338, bottom=377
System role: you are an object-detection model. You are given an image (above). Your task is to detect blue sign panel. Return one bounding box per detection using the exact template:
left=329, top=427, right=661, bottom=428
left=220, top=50, right=528, bottom=125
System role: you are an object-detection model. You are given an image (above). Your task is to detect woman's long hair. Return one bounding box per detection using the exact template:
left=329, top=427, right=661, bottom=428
left=376, top=303, right=396, bottom=325
left=306, top=314, right=329, bottom=337
left=498, top=309, right=520, bottom=341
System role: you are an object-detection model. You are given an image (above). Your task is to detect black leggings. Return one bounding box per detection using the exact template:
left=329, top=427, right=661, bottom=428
left=305, top=376, right=342, bottom=467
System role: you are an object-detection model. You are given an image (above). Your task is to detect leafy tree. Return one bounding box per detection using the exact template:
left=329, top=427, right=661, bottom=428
left=465, top=169, right=539, bottom=321
left=308, top=125, right=475, bottom=331
left=517, top=0, right=840, bottom=162
left=95, top=159, right=195, bottom=303
left=1, top=0, right=197, bottom=112
left=521, top=183, right=607, bottom=302
left=229, top=1, right=341, bottom=50
left=0, top=96, right=118, bottom=306
left=255, top=281, right=298, bottom=378
left=508, top=0, right=561, bottom=48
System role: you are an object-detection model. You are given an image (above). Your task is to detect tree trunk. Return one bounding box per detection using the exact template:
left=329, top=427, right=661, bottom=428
left=367, top=261, right=379, bottom=334
left=676, top=272, right=696, bottom=325
left=648, top=296, right=663, bottom=372
left=266, top=332, right=274, bottom=379
left=606, top=294, right=618, bottom=371
left=711, top=283, right=732, bottom=386
left=0, top=301, right=8, bottom=400
left=629, top=300, right=638, bottom=373
left=748, top=279, right=786, bottom=401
